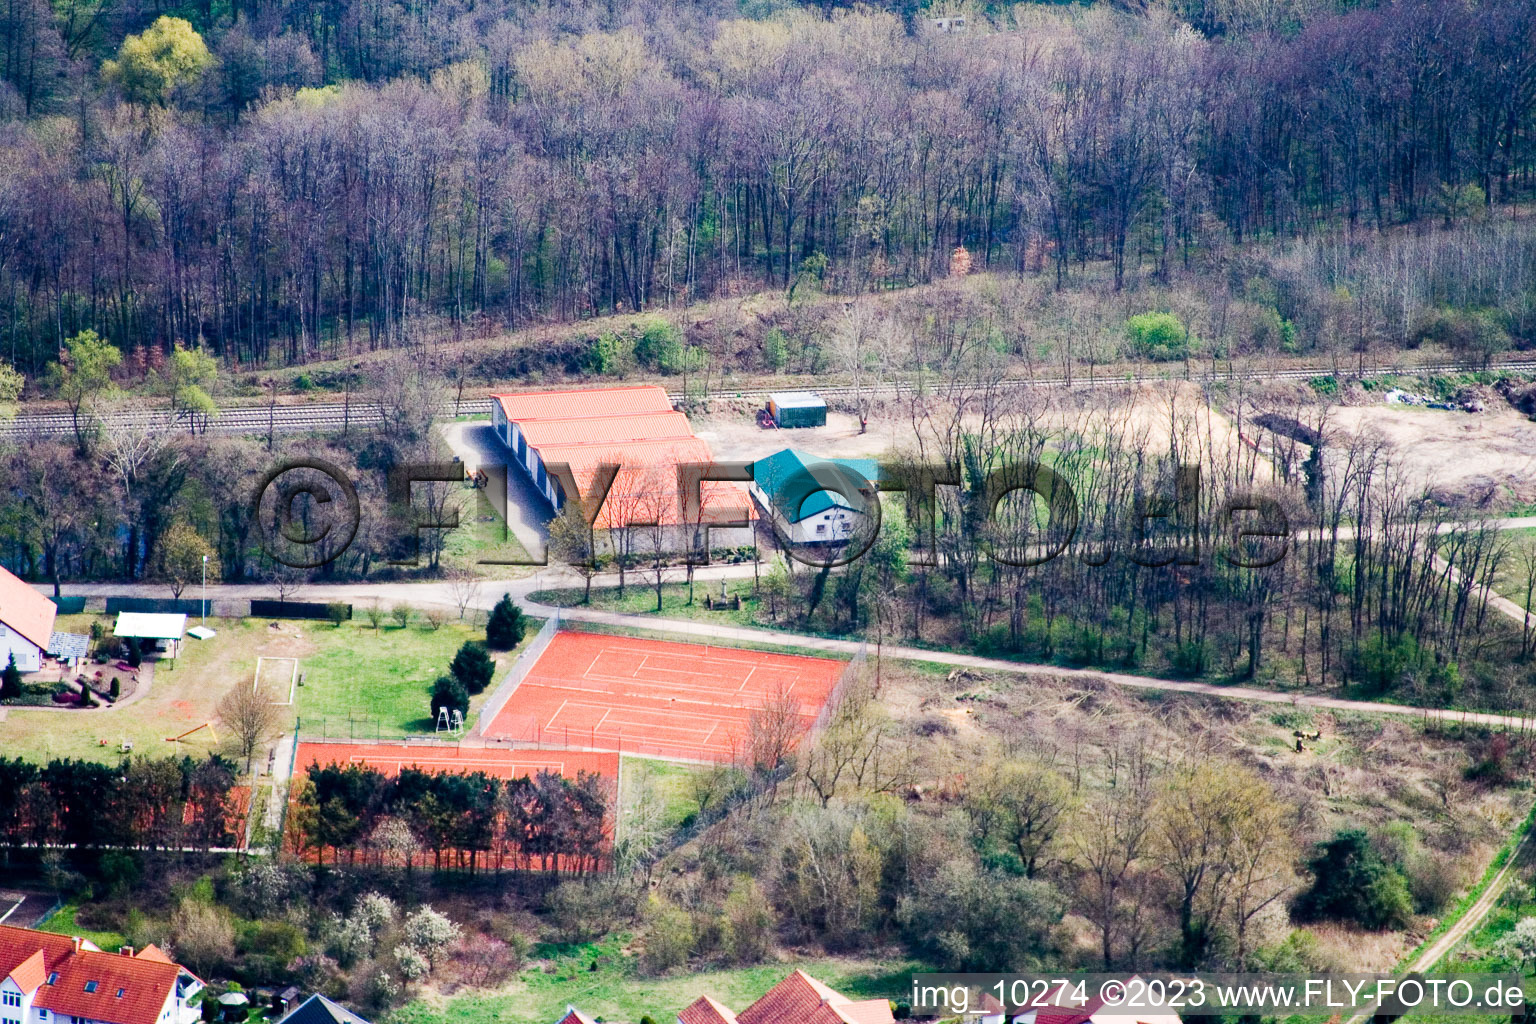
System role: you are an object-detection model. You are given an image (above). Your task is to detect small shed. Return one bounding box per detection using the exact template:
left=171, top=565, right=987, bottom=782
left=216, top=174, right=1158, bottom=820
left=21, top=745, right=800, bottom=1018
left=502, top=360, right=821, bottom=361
left=113, top=612, right=188, bottom=659
left=766, top=391, right=826, bottom=428
left=273, top=987, right=302, bottom=1019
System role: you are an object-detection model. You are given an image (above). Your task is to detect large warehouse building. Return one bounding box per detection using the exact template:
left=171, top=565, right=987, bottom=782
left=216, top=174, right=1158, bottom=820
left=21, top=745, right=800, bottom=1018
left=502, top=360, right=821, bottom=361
left=490, top=386, right=752, bottom=548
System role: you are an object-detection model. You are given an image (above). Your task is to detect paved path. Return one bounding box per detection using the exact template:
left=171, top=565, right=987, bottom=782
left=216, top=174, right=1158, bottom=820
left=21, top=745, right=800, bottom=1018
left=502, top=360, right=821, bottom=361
left=438, top=420, right=552, bottom=558
left=41, top=565, right=1536, bottom=731
left=1341, top=827, right=1534, bottom=1024
left=264, top=727, right=297, bottom=832
left=10, top=661, right=158, bottom=715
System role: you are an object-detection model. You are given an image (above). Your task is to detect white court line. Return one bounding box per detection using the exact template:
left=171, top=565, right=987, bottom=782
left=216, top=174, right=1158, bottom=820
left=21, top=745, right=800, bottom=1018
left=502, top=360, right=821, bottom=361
left=595, top=640, right=779, bottom=669
left=605, top=651, right=758, bottom=681
left=556, top=660, right=773, bottom=690
left=617, top=651, right=747, bottom=683
left=591, top=715, right=720, bottom=744
left=346, top=755, right=582, bottom=774
left=546, top=698, right=574, bottom=736
left=530, top=681, right=782, bottom=711
left=529, top=674, right=763, bottom=702
left=573, top=635, right=845, bottom=673
left=255, top=657, right=299, bottom=706
left=617, top=656, right=754, bottom=681
left=549, top=700, right=720, bottom=741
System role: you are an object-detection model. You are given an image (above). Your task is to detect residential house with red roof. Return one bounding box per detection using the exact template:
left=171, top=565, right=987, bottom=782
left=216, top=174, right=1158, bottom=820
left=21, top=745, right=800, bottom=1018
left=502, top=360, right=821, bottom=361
left=0, top=565, right=56, bottom=672
left=554, top=969, right=892, bottom=1024
left=677, top=970, right=893, bottom=1024
left=999, top=979, right=1183, bottom=1024
left=0, top=925, right=203, bottom=1024
left=676, top=995, right=738, bottom=1024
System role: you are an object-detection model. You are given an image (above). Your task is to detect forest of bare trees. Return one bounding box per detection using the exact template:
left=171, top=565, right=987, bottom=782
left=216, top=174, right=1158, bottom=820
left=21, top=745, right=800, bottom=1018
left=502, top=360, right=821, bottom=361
left=0, top=0, right=1534, bottom=373
left=734, top=289, right=1534, bottom=701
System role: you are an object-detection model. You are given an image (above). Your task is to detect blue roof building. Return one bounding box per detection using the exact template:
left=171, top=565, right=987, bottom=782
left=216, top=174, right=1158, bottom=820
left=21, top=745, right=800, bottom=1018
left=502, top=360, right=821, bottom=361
left=750, top=449, right=878, bottom=544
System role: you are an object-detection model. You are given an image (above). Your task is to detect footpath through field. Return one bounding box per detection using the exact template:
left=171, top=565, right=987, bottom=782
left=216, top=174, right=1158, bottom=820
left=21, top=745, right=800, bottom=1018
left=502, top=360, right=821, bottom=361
left=1339, top=827, right=1535, bottom=1024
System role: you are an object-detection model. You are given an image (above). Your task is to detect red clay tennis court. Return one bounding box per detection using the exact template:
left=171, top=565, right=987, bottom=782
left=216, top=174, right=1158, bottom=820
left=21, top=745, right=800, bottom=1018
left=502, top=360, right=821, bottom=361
left=482, top=630, right=848, bottom=762
left=294, top=741, right=619, bottom=784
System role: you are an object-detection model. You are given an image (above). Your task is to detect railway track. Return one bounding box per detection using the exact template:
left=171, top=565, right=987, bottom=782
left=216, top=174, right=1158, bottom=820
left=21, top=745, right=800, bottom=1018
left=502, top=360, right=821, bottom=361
left=697, top=359, right=1536, bottom=403
left=1, top=359, right=1531, bottom=439
left=0, top=403, right=398, bottom=438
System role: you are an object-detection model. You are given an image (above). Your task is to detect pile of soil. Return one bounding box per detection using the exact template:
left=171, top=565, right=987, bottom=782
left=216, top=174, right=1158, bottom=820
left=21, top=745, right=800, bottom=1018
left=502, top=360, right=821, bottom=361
left=1497, top=380, right=1536, bottom=419
left=1454, top=383, right=1497, bottom=412
left=1339, top=382, right=1375, bottom=406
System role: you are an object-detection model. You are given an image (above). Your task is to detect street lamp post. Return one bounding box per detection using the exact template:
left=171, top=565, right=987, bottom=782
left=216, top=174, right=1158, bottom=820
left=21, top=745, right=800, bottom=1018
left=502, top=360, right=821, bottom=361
left=201, top=554, right=208, bottom=626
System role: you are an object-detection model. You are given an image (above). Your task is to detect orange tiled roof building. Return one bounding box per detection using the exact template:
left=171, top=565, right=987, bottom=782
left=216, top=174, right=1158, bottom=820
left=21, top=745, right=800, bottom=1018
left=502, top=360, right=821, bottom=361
left=0, top=925, right=204, bottom=1024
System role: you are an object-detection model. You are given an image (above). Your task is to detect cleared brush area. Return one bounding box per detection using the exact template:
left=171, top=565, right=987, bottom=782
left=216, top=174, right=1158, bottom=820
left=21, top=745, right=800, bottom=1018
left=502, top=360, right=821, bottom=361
left=865, top=659, right=1535, bottom=972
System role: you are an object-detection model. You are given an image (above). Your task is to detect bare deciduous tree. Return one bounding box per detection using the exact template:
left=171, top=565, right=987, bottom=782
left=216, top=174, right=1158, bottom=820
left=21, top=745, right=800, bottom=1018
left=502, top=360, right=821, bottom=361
left=741, top=682, right=801, bottom=781
left=547, top=504, right=601, bottom=604
left=219, top=684, right=281, bottom=773
left=446, top=569, right=483, bottom=621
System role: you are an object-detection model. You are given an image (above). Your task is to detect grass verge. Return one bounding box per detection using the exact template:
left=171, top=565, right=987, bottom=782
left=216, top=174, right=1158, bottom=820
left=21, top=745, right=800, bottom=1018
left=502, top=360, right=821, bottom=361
left=388, top=935, right=918, bottom=1024
left=1397, top=800, right=1536, bottom=972
left=38, top=902, right=127, bottom=951
left=619, top=757, right=706, bottom=833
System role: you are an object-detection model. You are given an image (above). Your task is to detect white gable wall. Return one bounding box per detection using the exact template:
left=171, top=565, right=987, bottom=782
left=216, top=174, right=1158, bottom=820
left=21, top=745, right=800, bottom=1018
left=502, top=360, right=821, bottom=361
left=0, top=623, right=43, bottom=672
left=2, top=975, right=34, bottom=1024
left=748, top=484, right=863, bottom=545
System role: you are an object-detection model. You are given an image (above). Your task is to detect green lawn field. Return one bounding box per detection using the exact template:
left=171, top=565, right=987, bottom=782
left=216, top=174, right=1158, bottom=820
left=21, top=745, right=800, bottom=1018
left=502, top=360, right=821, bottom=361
left=294, top=615, right=529, bottom=739
left=1493, top=526, right=1536, bottom=610
left=0, top=611, right=529, bottom=764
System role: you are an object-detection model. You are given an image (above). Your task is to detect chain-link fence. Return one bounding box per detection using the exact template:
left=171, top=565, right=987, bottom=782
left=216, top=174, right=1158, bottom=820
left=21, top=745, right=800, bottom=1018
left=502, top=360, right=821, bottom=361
left=469, top=609, right=562, bottom=738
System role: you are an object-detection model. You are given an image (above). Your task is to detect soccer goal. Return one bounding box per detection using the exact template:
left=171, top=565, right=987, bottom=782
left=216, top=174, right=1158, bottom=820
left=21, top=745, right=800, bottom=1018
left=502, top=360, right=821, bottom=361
left=254, top=656, right=300, bottom=706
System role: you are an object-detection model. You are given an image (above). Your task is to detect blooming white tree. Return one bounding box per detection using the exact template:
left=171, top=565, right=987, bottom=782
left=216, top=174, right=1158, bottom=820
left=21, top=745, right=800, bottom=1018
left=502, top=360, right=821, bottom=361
left=355, top=892, right=399, bottom=936
left=1495, top=917, right=1536, bottom=971
left=402, top=906, right=461, bottom=968
left=393, top=945, right=429, bottom=983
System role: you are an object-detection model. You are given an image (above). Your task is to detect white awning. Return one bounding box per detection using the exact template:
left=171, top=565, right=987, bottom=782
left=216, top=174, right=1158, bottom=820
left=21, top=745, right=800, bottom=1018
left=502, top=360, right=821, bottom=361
left=113, top=612, right=189, bottom=640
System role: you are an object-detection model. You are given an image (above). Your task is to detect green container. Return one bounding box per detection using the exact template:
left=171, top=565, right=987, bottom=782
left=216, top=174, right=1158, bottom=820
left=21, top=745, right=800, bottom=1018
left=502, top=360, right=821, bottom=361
left=768, top=391, right=827, bottom=428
